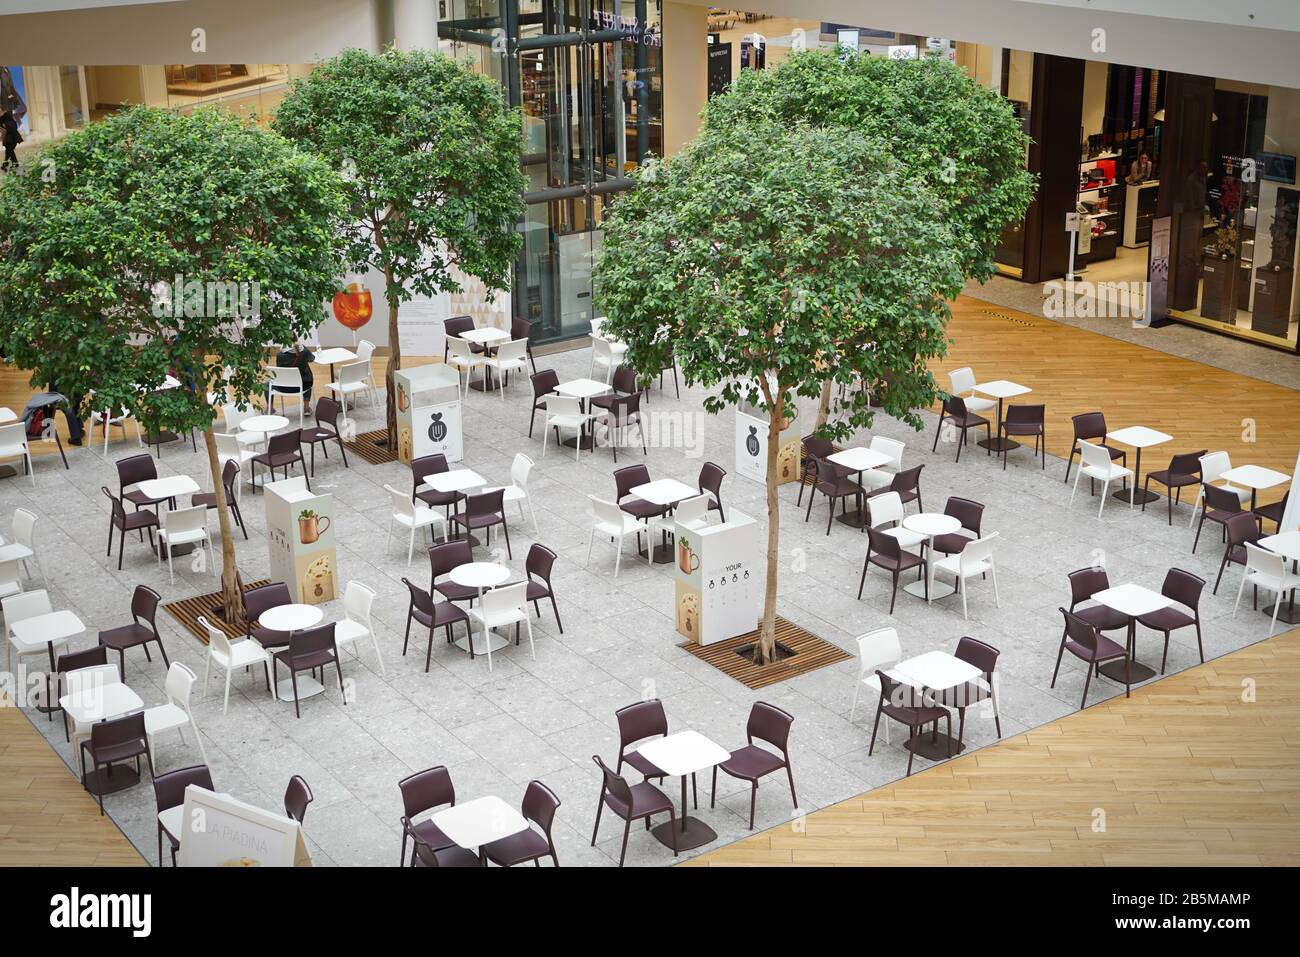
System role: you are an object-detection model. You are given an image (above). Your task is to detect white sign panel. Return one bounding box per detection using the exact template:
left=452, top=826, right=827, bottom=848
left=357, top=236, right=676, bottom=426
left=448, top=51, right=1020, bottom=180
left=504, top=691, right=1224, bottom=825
left=411, top=399, right=462, bottom=462
left=1280, top=451, right=1300, bottom=533
left=888, top=45, right=918, bottom=60
left=735, top=409, right=768, bottom=484
left=176, top=786, right=309, bottom=867
left=674, top=510, right=760, bottom=646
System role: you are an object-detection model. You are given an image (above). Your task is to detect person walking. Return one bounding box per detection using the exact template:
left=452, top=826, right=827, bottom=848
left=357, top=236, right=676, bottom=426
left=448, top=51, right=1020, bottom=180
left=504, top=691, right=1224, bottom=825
left=1, top=109, right=21, bottom=171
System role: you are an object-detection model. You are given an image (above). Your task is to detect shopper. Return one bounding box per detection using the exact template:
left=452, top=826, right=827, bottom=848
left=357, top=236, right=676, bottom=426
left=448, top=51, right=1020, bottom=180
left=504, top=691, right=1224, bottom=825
left=268, top=342, right=315, bottom=411
left=1126, top=151, right=1153, bottom=185
left=1, top=109, right=21, bottom=171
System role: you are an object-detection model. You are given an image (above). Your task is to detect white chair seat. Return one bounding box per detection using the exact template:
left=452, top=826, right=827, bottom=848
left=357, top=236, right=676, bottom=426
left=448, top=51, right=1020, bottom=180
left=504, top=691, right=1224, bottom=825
left=547, top=413, right=590, bottom=430
left=326, top=380, right=370, bottom=396
left=595, top=514, right=643, bottom=538
left=883, top=527, right=927, bottom=550
left=1244, top=567, right=1300, bottom=592
left=144, top=702, right=188, bottom=736
left=223, top=638, right=271, bottom=670
left=395, top=505, right=443, bottom=530
left=481, top=484, right=525, bottom=504
left=932, top=552, right=993, bottom=578
left=861, top=468, right=894, bottom=491
left=1081, top=462, right=1132, bottom=483
left=466, top=605, right=527, bottom=630
left=334, top=618, right=368, bottom=645
left=160, top=527, right=206, bottom=545
left=963, top=395, right=997, bottom=414
left=158, top=805, right=183, bottom=843
left=0, top=580, right=23, bottom=600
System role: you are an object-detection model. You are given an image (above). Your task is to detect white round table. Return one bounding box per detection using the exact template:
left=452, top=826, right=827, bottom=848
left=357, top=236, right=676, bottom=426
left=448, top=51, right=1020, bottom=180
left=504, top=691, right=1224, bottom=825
left=240, top=414, right=290, bottom=436
left=259, top=604, right=326, bottom=701
left=901, top=513, right=961, bottom=601
left=449, top=563, right=512, bottom=657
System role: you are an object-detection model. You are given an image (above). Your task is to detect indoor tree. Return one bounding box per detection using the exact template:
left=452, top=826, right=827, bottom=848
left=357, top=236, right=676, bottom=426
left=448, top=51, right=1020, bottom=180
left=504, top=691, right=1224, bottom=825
left=273, top=47, right=526, bottom=447
left=595, top=117, right=966, bottom=664
left=0, top=105, right=345, bottom=622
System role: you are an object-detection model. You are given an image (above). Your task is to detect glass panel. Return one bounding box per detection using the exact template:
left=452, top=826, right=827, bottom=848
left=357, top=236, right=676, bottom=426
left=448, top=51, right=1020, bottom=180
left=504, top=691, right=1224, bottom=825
left=995, top=49, right=1034, bottom=271
left=59, top=66, right=86, bottom=129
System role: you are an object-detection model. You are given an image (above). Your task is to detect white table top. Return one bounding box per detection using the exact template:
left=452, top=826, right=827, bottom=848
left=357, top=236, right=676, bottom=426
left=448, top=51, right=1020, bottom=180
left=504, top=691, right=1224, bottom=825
left=630, top=479, right=699, bottom=507
left=636, top=729, right=731, bottom=777
left=902, top=513, right=962, bottom=537
left=449, top=562, right=511, bottom=590
left=314, top=347, right=358, bottom=365
left=892, top=650, right=982, bottom=693
left=59, top=683, right=144, bottom=725
left=828, top=447, right=893, bottom=473
left=258, top=604, right=325, bottom=633
left=1106, top=426, right=1173, bottom=449
left=240, top=415, right=290, bottom=434
left=1221, top=465, right=1290, bottom=491
left=137, top=475, right=201, bottom=501
left=1261, top=531, right=1300, bottom=562
left=11, top=609, right=86, bottom=650
left=556, top=378, right=614, bottom=400
left=459, top=327, right=511, bottom=345
left=974, top=380, right=1031, bottom=400
left=1091, top=582, right=1172, bottom=617
left=433, top=795, right=529, bottom=850
left=422, top=468, right=485, bottom=495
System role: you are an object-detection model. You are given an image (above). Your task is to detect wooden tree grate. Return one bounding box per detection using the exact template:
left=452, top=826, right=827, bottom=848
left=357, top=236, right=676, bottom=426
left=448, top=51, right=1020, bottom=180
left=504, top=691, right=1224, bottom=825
left=678, top=617, right=851, bottom=690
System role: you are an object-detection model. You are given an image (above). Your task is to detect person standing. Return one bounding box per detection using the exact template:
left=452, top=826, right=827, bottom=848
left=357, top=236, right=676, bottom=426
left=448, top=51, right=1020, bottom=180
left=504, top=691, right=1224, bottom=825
left=1, top=109, right=21, bottom=171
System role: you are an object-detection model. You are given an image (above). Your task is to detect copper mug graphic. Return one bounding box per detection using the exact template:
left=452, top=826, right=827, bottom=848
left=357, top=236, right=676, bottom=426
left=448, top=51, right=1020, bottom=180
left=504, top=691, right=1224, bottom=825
left=298, top=512, right=331, bottom=544
left=397, top=383, right=409, bottom=412
left=677, top=538, right=700, bottom=575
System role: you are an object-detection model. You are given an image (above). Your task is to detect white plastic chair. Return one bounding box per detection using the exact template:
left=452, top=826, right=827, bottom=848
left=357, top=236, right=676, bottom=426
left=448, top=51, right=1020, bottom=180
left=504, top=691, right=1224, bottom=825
left=326, top=360, right=376, bottom=422
left=335, top=580, right=384, bottom=675
left=0, top=556, right=21, bottom=601
left=158, top=505, right=213, bottom=584
left=931, top=532, right=1001, bottom=619
left=650, top=493, right=710, bottom=542
left=199, top=614, right=273, bottom=714
left=1234, top=542, right=1300, bottom=637
left=88, top=404, right=143, bottom=455
left=541, top=395, right=592, bottom=461
left=868, top=491, right=927, bottom=549
left=9, top=507, right=46, bottom=587
left=1069, top=441, right=1134, bottom=517
left=446, top=337, right=486, bottom=396
left=65, top=661, right=124, bottom=775
left=586, top=496, right=646, bottom=577
left=354, top=339, right=379, bottom=392
left=850, top=627, right=903, bottom=740
left=1189, top=451, right=1252, bottom=526
left=265, top=366, right=306, bottom=425
left=3, top=589, right=60, bottom=679
left=482, top=453, right=539, bottom=534
left=860, top=436, right=905, bottom=492
left=0, top=422, right=35, bottom=487
left=145, top=662, right=208, bottom=765
left=483, top=339, right=530, bottom=398
left=948, top=367, right=997, bottom=414
left=465, top=581, right=533, bottom=672
left=220, top=403, right=266, bottom=453
left=385, top=483, right=446, bottom=566
left=590, top=337, right=623, bottom=384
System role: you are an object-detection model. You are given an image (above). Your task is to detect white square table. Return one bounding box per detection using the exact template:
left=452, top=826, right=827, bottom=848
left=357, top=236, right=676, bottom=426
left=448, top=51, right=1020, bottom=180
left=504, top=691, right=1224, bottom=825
left=420, top=469, right=487, bottom=545
left=630, top=479, right=700, bottom=563
left=636, top=729, right=731, bottom=850
left=432, top=795, right=530, bottom=864
left=1220, top=465, right=1290, bottom=512
left=60, top=681, right=146, bottom=795
left=828, top=447, right=893, bottom=527
left=259, top=604, right=327, bottom=702
left=1090, top=582, right=1172, bottom=683
left=973, top=380, right=1032, bottom=452
left=1261, top=530, right=1300, bottom=625
left=13, top=609, right=86, bottom=717
left=890, top=651, right=983, bottom=758
left=555, top=378, right=614, bottom=449
left=313, top=347, right=358, bottom=382
left=1104, top=426, right=1173, bottom=505
left=900, top=513, right=963, bottom=601
left=448, top=562, right=513, bottom=656
left=137, top=474, right=201, bottom=505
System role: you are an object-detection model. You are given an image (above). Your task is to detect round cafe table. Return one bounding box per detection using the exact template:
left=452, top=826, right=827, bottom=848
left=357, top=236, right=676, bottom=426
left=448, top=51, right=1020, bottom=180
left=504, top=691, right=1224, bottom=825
left=260, top=604, right=326, bottom=702
left=240, top=414, right=289, bottom=437
left=449, top=562, right=511, bottom=658
left=901, top=513, right=961, bottom=601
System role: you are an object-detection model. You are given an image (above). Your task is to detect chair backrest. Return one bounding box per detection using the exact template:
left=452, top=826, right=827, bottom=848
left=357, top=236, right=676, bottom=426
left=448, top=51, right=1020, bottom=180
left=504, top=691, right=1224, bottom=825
left=0, top=421, right=28, bottom=450
left=242, top=582, right=291, bottom=622
left=220, top=458, right=240, bottom=497
left=890, top=464, right=923, bottom=494
left=1225, top=510, right=1260, bottom=548
left=590, top=317, right=605, bottom=337
left=3, top=588, right=53, bottom=636
left=1203, top=483, right=1242, bottom=513
left=802, top=434, right=834, bottom=462
left=90, top=711, right=147, bottom=750
left=64, top=662, right=121, bottom=698
left=101, top=486, right=128, bottom=526
left=948, top=366, right=977, bottom=395
left=343, top=580, right=376, bottom=625
left=1161, top=568, right=1205, bottom=614
left=1067, top=566, right=1110, bottom=606
left=593, top=337, right=615, bottom=362
left=547, top=394, right=582, bottom=417
left=747, top=701, right=794, bottom=754
left=591, top=754, right=633, bottom=807
left=1244, top=542, right=1285, bottom=577
left=943, top=496, right=984, bottom=535
left=154, top=764, right=214, bottom=814
left=403, top=576, right=436, bottom=618
left=314, top=396, right=343, bottom=431
left=284, top=775, right=314, bottom=823
left=511, top=317, right=532, bottom=343
left=611, top=365, right=639, bottom=394
left=162, top=505, right=207, bottom=536
left=13, top=508, right=37, bottom=549
left=673, top=494, right=711, bottom=527
left=198, top=615, right=234, bottom=660
left=613, top=464, right=651, bottom=500
left=412, top=453, right=449, bottom=495
left=698, top=461, right=726, bottom=499
left=1169, top=449, right=1207, bottom=476
left=267, top=430, right=301, bottom=455
left=869, top=491, right=905, bottom=528
left=1060, top=607, right=1102, bottom=654
left=465, top=488, right=505, bottom=518
left=355, top=339, right=376, bottom=364
left=942, top=394, right=968, bottom=418
left=877, top=669, right=926, bottom=713
left=525, top=544, right=557, bottom=584
left=1005, top=404, right=1044, bottom=426
left=131, top=584, right=162, bottom=630
left=510, top=453, right=533, bottom=490
left=164, top=661, right=199, bottom=710
left=1072, top=412, right=1107, bottom=442
left=1199, top=451, right=1232, bottom=485
left=215, top=431, right=242, bottom=461
left=959, top=532, right=998, bottom=570
left=267, top=365, right=302, bottom=389
left=855, top=627, right=901, bottom=680
left=116, top=452, right=157, bottom=492
left=605, top=392, right=641, bottom=425
left=220, top=403, right=248, bottom=431
left=616, top=699, right=668, bottom=752
left=338, top=361, right=369, bottom=388
left=868, top=436, right=905, bottom=471
left=866, top=523, right=903, bottom=559
left=531, top=369, right=560, bottom=399
left=954, top=636, right=999, bottom=677
left=388, top=483, right=416, bottom=520
left=289, top=622, right=336, bottom=659
left=590, top=496, right=625, bottom=530
left=57, top=645, right=109, bottom=675
left=429, top=539, right=473, bottom=579
left=521, top=780, right=561, bottom=836
left=496, top=338, right=528, bottom=362
left=399, top=765, right=454, bottom=818
left=444, top=316, right=475, bottom=340
left=446, top=336, right=475, bottom=361
left=1077, top=439, right=1113, bottom=471
left=482, top=580, right=526, bottom=617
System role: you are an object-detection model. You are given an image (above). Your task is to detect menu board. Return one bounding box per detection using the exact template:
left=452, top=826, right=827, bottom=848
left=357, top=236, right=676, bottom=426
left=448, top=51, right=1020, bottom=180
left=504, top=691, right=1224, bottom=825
left=264, top=476, right=338, bottom=605
left=674, top=510, right=760, bottom=646
left=176, top=786, right=310, bottom=868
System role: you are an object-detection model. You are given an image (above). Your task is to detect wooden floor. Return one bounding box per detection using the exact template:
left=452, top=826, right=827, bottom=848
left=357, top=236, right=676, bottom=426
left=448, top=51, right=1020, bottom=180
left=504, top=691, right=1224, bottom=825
left=0, top=696, right=146, bottom=866
left=686, top=626, right=1300, bottom=867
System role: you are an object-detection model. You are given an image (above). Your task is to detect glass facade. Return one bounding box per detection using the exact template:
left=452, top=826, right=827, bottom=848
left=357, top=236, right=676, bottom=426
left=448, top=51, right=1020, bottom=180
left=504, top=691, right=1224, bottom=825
left=441, top=1, right=664, bottom=346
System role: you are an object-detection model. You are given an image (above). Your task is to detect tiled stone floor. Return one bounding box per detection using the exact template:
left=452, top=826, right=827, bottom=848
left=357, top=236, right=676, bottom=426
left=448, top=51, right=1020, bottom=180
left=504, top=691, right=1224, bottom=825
left=2, top=346, right=1282, bottom=866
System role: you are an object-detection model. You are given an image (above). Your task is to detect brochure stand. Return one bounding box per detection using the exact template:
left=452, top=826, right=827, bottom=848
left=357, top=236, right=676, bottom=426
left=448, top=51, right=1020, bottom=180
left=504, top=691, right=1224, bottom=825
left=674, top=509, right=760, bottom=646
left=177, top=785, right=311, bottom=867
left=394, top=364, right=463, bottom=466
left=265, top=476, right=338, bottom=606
left=734, top=396, right=800, bottom=487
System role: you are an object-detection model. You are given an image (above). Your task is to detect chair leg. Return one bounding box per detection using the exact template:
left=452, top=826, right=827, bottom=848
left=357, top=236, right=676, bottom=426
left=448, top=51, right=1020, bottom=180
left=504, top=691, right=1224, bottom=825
left=1080, top=660, right=1093, bottom=709
left=748, top=783, right=758, bottom=829
left=618, top=819, right=631, bottom=867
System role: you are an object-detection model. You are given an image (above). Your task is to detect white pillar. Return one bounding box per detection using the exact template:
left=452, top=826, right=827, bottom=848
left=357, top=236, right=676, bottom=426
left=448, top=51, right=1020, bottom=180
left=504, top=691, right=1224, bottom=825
left=392, top=0, right=438, bottom=52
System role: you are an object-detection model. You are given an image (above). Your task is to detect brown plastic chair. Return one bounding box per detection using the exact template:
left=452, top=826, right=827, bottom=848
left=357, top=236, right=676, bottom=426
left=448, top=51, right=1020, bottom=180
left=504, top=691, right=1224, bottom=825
left=251, top=429, right=309, bottom=491
left=597, top=392, right=646, bottom=463
left=484, top=780, right=561, bottom=867
left=191, top=459, right=247, bottom=538
left=1137, top=568, right=1205, bottom=674
left=153, top=764, right=213, bottom=865
left=931, top=497, right=984, bottom=556
left=243, top=581, right=293, bottom=653
left=656, top=342, right=680, bottom=399
left=698, top=462, right=726, bottom=521
left=711, top=701, right=797, bottom=829
left=116, top=452, right=164, bottom=512
left=868, top=463, right=924, bottom=513
left=524, top=544, right=562, bottom=633
left=615, top=464, right=667, bottom=521
left=803, top=457, right=863, bottom=535
left=429, top=539, right=477, bottom=605
left=401, top=577, right=469, bottom=671
left=451, top=488, right=510, bottom=559
left=590, top=754, right=677, bottom=866
left=273, top=623, right=343, bottom=718
left=97, top=584, right=167, bottom=679
left=1001, top=403, right=1045, bottom=471
left=1063, top=411, right=1127, bottom=485
left=589, top=366, right=639, bottom=413
left=101, top=486, right=158, bottom=570
left=1214, top=511, right=1261, bottom=595
left=443, top=316, right=483, bottom=363
left=1193, top=483, right=1242, bottom=554
left=939, top=637, right=1001, bottom=745
left=1143, top=449, right=1206, bottom=525
left=932, top=395, right=990, bottom=462
left=413, top=453, right=458, bottom=519
left=1064, top=566, right=1130, bottom=635
left=1051, top=607, right=1131, bottom=708
left=80, top=712, right=155, bottom=815
left=398, top=766, right=457, bottom=866
left=615, top=699, right=671, bottom=789
left=48, top=646, right=110, bottom=738
left=1255, top=491, right=1289, bottom=532
left=860, top=524, right=926, bottom=612
left=299, top=397, right=350, bottom=475
left=796, top=435, right=835, bottom=508
left=409, top=824, right=481, bottom=867
left=869, top=671, right=952, bottom=776
left=529, top=370, right=559, bottom=439
left=284, top=774, right=313, bottom=823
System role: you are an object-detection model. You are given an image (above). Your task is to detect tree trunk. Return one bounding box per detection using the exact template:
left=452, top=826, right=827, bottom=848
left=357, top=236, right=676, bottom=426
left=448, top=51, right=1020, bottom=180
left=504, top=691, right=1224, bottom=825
left=202, top=427, right=245, bottom=624
left=815, top=379, right=833, bottom=430
left=384, top=265, right=400, bottom=449
left=755, top=380, right=783, bottom=666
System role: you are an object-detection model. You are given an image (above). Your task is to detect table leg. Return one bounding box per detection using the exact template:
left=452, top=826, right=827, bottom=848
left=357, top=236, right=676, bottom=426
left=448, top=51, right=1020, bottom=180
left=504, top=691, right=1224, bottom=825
left=1098, top=619, right=1156, bottom=683
left=648, top=773, right=718, bottom=851
left=836, top=471, right=868, bottom=528
left=35, top=641, right=58, bottom=716
left=1115, top=446, right=1159, bottom=505
left=560, top=398, right=597, bottom=450
left=979, top=398, right=1018, bottom=452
